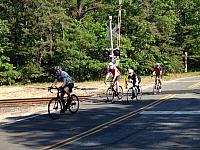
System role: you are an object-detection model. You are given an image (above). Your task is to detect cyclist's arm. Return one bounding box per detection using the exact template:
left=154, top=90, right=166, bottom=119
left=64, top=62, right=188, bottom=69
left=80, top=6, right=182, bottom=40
left=152, top=71, right=155, bottom=76
left=51, top=79, right=58, bottom=87
left=160, top=70, right=163, bottom=75
left=105, top=73, right=110, bottom=81
left=135, top=76, right=139, bottom=86
left=61, top=78, right=67, bottom=88
left=112, top=69, right=118, bottom=82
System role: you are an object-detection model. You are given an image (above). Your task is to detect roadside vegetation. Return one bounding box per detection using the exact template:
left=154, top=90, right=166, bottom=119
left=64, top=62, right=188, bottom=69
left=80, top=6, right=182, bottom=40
left=0, top=0, right=200, bottom=85
left=0, top=72, right=199, bottom=100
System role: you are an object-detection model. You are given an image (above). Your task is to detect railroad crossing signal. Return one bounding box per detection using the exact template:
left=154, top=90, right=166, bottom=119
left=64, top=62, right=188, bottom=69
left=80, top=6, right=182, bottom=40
left=103, top=48, right=120, bottom=58
left=113, top=48, right=120, bottom=57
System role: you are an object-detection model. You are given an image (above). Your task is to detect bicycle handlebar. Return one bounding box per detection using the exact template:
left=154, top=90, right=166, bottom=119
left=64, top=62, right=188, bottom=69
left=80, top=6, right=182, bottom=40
left=104, top=80, right=114, bottom=85
left=48, top=87, right=59, bottom=93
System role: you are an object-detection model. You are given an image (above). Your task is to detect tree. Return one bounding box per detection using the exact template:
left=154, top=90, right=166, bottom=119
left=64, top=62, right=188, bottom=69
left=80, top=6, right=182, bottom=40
left=0, top=19, right=19, bottom=85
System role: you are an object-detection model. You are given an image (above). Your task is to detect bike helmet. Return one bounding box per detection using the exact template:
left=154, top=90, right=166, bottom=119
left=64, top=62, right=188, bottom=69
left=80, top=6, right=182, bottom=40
left=156, top=63, right=160, bottom=66
left=53, top=66, right=62, bottom=71
left=128, top=69, right=134, bottom=74
left=108, top=62, right=114, bottom=66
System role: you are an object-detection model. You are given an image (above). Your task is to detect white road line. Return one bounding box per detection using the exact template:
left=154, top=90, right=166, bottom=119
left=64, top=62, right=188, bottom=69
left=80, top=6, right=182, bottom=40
left=140, top=111, right=200, bottom=115
left=166, top=81, right=198, bottom=83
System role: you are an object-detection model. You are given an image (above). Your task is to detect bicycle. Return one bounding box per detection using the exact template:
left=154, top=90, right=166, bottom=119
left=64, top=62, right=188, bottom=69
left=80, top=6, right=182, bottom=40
left=152, top=76, right=162, bottom=95
left=48, top=87, right=79, bottom=120
left=127, top=85, right=142, bottom=103
left=105, top=81, right=123, bottom=103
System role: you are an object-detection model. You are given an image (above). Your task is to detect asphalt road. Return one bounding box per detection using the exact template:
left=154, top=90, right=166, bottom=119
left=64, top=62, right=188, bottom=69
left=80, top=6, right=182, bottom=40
left=0, top=76, right=200, bottom=150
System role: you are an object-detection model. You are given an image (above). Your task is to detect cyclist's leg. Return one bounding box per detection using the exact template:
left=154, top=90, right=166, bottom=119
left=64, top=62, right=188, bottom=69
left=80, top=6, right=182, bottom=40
left=112, top=80, right=117, bottom=96
left=157, top=76, right=162, bottom=92
left=154, top=77, right=157, bottom=88
left=115, top=75, right=120, bottom=93
left=60, top=90, right=66, bottom=106
left=131, top=86, right=136, bottom=99
left=64, top=83, right=74, bottom=105
left=159, top=77, right=162, bottom=87
left=136, top=85, right=140, bottom=93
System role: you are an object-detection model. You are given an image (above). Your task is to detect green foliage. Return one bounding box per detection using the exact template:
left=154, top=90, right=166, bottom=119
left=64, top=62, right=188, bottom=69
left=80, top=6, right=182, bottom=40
left=0, top=0, right=199, bottom=85
left=0, top=19, right=20, bottom=85
left=0, top=56, right=20, bottom=85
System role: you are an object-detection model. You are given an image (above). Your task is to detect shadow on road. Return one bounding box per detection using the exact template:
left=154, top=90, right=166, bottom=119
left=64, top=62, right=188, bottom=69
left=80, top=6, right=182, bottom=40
left=1, top=95, right=200, bottom=149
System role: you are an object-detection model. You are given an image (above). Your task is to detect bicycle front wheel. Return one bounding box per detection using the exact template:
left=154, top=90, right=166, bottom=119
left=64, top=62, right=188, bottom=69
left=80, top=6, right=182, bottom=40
left=153, top=85, right=157, bottom=95
left=69, top=94, right=79, bottom=114
left=136, top=86, right=142, bottom=101
left=117, top=86, right=123, bottom=100
left=106, top=87, right=114, bottom=102
left=127, top=87, right=136, bottom=104
left=48, top=98, right=62, bottom=120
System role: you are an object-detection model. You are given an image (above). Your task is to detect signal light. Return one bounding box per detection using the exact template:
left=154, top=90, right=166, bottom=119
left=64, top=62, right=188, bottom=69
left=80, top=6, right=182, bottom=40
left=113, top=48, right=120, bottom=56
left=103, top=49, right=110, bottom=57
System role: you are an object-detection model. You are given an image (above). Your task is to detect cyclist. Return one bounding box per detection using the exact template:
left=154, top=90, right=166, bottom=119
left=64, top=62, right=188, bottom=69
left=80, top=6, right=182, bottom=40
left=51, top=66, right=74, bottom=112
left=152, top=63, right=163, bottom=91
left=105, top=62, right=121, bottom=95
left=127, top=69, right=141, bottom=97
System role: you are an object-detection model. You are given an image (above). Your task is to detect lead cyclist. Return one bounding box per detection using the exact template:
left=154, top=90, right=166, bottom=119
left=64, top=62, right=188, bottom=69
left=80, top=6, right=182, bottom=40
left=152, top=63, right=163, bottom=92
left=50, top=66, right=74, bottom=112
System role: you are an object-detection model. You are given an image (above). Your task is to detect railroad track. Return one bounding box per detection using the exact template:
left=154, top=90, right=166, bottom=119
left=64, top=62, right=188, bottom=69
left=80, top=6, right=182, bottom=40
left=0, top=95, right=93, bottom=105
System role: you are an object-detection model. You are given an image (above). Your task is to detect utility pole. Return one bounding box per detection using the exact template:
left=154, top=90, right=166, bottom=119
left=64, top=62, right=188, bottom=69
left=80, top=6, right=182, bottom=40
left=185, top=51, right=188, bottom=72
left=117, top=0, right=122, bottom=49
left=116, top=0, right=122, bottom=66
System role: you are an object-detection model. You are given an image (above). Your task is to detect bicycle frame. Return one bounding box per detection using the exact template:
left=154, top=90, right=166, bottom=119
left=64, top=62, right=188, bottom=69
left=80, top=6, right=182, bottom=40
left=49, top=87, right=61, bottom=98
left=109, top=81, right=118, bottom=93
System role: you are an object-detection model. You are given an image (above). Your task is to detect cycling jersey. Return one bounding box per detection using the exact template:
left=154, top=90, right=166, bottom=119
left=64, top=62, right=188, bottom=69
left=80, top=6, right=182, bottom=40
left=128, top=74, right=141, bottom=85
left=55, top=71, right=73, bottom=84
left=109, top=66, right=120, bottom=77
left=154, top=67, right=162, bottom=76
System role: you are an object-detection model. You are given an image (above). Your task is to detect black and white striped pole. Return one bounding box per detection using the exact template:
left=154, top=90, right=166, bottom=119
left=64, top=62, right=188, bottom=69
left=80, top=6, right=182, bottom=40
left=109, top=16, right=114, bottom=63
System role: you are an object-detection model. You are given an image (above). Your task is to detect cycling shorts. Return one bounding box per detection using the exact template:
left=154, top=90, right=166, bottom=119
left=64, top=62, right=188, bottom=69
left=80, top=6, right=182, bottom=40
left=63, top=83, right=74, bottom=93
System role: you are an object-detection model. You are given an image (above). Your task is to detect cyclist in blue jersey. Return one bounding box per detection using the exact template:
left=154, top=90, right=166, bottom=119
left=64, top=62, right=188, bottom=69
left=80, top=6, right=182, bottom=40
left=51, top=66, right=74, bottom=111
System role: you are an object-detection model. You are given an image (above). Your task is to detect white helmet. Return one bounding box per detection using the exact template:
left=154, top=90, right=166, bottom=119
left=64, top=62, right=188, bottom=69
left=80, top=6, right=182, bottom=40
left=128, top=69, right=134, bottom=74
left=156, top=63, right=160, bottom=66
left=108, top=62, right=114, bottom=66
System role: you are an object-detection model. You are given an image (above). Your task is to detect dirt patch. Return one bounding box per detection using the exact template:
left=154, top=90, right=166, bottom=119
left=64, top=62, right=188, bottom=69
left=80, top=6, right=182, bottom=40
left=0, top=81, right=109, bottom=100
left=0, top=81, right=113, bottom=124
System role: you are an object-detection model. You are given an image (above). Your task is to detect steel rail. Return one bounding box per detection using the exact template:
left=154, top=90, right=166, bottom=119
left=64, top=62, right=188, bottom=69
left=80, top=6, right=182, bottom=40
left=0, top=95, right=93, bottom=104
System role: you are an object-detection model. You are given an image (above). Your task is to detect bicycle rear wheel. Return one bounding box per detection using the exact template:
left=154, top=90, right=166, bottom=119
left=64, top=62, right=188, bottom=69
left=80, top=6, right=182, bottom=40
left=106, top=87, right=114, bottom=102
left=69, top=94, right=79, bottom=114
left=48, top=98, right=62, bottom=120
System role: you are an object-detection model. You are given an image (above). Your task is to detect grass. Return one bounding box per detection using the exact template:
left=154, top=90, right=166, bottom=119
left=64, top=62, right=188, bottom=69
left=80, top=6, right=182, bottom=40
left=0, top=71, right=199, bottom=100
left=1, top=71, right=200, bottom=87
